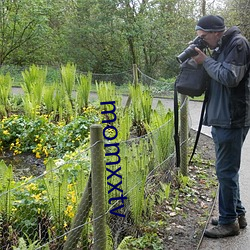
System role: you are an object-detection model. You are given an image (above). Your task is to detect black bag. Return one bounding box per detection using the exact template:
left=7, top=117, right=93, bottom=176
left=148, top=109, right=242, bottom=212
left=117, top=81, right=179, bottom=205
left=175, top=58, right=208, bottom=97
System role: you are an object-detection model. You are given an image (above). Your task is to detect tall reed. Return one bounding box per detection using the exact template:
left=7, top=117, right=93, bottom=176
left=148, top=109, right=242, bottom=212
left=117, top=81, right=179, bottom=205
left=43, top=159, right=68, bottom=233
left=129, top=83, right=152, bottom=134
left=0, top=73, right=12, bottom=116
left=21, top=65, right=47, bottom=118
left=43, top=84, right=55, bottom=114
left=61, top=63, right=76, bottom=102
left=96, top=81, right=121, bottom=111
left=0, top=161, right=14, bottom=222
left=145, top=100, right=174, bottom=164
left=76, top=72, right=92, bottom=111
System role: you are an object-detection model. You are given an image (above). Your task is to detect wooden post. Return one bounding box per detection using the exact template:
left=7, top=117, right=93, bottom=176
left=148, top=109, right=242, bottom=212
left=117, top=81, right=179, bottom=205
left=91, top=124, right=106, bottom=250
left=133, top=64, right=138, bottom=86
left=125, top=64, right=138, bottom=109
left=180, top=94, right=188, bottom=176
left=63, top=175, right=92, bottom=250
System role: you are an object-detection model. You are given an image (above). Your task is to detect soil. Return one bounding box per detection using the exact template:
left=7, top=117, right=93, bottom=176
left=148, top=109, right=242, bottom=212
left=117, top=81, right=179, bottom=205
left=0, top=152, right=45, bottom=180
left=159, top=130, right=217, bottom=250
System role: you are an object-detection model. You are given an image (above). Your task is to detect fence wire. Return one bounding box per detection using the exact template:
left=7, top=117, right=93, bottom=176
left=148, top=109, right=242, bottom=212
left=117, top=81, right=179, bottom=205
left=0, top=68, right=190, bottom=249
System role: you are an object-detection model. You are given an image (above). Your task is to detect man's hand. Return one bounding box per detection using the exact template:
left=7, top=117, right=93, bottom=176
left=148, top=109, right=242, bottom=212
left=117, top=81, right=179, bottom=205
left=192, top=47, right=207, bottom=64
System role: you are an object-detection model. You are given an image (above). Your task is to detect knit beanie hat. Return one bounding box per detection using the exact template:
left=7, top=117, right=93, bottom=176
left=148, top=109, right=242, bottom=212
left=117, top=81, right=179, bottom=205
left=195, top=15, right=225, bottom=32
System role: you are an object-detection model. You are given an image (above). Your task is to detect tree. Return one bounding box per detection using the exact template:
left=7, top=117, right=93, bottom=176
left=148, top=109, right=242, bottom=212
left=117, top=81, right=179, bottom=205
left=0, top=0, right=48, bottom=65
left=220, top=0, right=250, bottom=39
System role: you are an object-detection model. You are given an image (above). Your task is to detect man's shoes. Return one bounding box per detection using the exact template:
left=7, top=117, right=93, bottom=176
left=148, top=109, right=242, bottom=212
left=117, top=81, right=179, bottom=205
left=211, top=214, right=247, bottom=229
left=204, top=222, right=240, bottom=238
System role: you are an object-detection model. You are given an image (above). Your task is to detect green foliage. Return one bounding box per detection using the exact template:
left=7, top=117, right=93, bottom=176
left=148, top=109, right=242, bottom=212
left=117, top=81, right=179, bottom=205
left=43, top=85, right=56, bottom=113
left=0, top=161, right=14, bottom=222
left=145, top=100, right=174, bottom=164
left=0, top=73, right=12, bottom=116
left=0, top=0, right=227, bottom=77
left=157, top=182, right=171, bottom=204
left=96, top=81, right=122, bottom=110
left=117, top=109, right=132, bottom=141
left=117, top=233, right=163, bottom=250
left=77, top=72, right=92, bottom=110
left=12, top=176, right=48, bottom=240
left=61, top=63, right=76, bottom=101
left=0, top=70, right=181, bottom=248
left=129, top=84, right=153, bottom=126
left=0, top=110, right=99, bottom=157
left=21, top=65, right=47, bottom=118
left=109, top=140, right=152, bottom=225
left=13, top=235, right=47, bottom=250
left=43, top=159, right=68, bottom=230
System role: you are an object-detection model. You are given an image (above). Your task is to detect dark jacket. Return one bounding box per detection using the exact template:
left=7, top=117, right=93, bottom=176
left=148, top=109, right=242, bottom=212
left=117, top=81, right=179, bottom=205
left=203, top=26, right=250, bottom=128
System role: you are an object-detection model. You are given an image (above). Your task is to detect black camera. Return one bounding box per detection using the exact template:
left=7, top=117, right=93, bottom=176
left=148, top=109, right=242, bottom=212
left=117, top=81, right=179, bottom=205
left=176, top=36, right=208, bottom=63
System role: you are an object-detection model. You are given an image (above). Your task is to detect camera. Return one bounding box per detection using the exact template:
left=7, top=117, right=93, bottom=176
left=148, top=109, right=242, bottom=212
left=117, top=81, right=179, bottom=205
left=176, top=36, right=208, bottom=64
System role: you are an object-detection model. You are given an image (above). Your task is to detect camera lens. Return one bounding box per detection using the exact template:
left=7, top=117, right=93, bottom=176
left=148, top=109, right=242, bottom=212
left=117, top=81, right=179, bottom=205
left=176, top=37, right=207, bottom=63
left=176, top=45, right=198, bottom=63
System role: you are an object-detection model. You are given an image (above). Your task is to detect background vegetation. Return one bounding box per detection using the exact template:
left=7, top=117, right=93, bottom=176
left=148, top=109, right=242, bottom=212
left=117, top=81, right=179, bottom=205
left=0, top=0, right=249, bottom=81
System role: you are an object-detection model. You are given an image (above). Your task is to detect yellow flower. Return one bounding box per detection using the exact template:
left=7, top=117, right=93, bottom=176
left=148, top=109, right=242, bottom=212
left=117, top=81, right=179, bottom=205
left=26, top=183, right=37, bottom=191
left=71, top=195, right=76, bottom=204
left=32, top=193, right=42, bottom=201
left=36, top=152, right=41, bottom=159
left=12, top=207, right=17, bottom=212
left=65, top=205, right=74, bottom=218
left=3, top=130, right=9, bottom=135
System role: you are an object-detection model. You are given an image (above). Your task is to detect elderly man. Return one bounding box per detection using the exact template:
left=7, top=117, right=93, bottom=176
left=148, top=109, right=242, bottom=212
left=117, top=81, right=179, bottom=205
left=192, top=15, right=250, bottom=238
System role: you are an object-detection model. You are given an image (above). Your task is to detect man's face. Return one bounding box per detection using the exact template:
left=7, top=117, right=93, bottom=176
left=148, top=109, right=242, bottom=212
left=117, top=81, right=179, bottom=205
left=196, top=30, right=222, bottom=49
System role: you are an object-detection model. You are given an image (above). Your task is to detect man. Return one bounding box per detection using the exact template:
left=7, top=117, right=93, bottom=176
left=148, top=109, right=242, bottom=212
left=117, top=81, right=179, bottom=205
left=192, top=15, right=250, bottom=238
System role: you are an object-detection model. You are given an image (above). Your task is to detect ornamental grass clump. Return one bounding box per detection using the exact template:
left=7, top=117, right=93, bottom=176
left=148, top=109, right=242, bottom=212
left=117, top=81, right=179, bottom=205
left=21, top=65, right=47, bottom=118
left=76, top=72, right=92, bottom=111
left=0, top=73, right=12, bottom=117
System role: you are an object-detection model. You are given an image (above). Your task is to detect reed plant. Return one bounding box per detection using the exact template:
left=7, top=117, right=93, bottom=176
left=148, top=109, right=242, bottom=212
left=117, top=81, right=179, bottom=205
left=21, top=65, right=47, bottom=118
left=60, top=63, right=76, bottom=102
left=43, top=159, right=69, bottom=242
left=0, top=73, right=12, bottom=117
left=145, top=100, right=174, bottom=164
left=52, top=82, right=73, bottom=122
left=96, top=81, right=122, bottom=111
left=124, top=140, right=151, bottom=224
left=129, top=83, right=152, bottom=135
left=117, top=109, right=132, bottom=141
left=76, top=72, right=92, bottom=111
left=109, top=138, right=152, bottom=225
left=0, top=161, right=14, bottom=223
left=43, top=84, right=55, bottom=114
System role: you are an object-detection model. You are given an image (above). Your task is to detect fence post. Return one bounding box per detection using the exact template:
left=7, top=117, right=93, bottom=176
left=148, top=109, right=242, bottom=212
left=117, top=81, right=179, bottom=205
left=125, top=64, right=138, bottom=109
left=133, top=64, right=138, bottom=86
left=63, top=175, right=92, bottom=250
left=91, top=124, right=106, bottom=250
left=180, top=94, right=188, bottom=176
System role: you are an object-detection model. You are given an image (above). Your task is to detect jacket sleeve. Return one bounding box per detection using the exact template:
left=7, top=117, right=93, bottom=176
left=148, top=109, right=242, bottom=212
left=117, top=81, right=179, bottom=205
left=203, top=37, right=250, bottom=87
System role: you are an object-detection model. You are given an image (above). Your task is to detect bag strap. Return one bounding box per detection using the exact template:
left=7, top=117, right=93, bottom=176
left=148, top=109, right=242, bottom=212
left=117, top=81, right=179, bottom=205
left=189, top=91, right=208, bottom=164
left=174, top=80, right=180, bottom=168
left=174, top=80, right=208, bottom=168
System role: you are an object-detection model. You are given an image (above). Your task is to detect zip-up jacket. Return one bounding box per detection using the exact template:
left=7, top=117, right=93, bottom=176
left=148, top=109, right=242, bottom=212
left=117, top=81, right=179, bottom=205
left=203, top=26, right=250, bottom=128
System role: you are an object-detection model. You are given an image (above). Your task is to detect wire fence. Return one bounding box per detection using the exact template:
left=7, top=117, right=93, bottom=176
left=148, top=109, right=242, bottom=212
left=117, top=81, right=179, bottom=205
left=0, top=66, right=190, bottom=249
left=0, top=64, right=175, bottom=97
